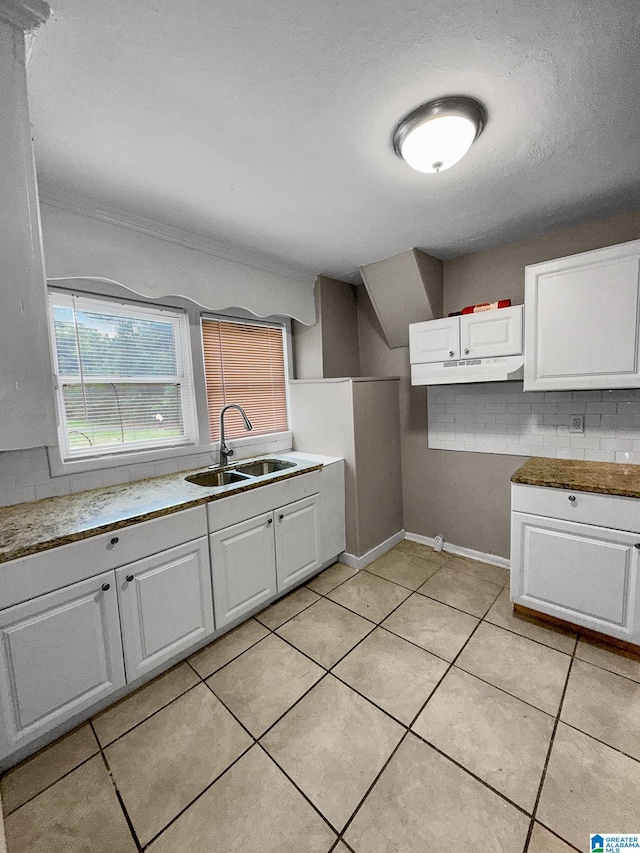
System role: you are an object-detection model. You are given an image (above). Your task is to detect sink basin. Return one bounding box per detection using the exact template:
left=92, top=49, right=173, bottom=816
left=185, top=470, right=252, bottom=488
left=234, top=459, right=297, bottom=477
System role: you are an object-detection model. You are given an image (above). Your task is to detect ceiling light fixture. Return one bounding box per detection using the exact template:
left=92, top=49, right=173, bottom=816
left=392, top=96, right=486, bottom=174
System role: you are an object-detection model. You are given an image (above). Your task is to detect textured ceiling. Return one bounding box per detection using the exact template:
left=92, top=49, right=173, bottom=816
left=27, top=0, right=640, bottom=279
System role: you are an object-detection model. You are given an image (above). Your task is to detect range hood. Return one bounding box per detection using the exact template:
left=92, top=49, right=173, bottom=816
left=411, top=355, right=524, bottom=386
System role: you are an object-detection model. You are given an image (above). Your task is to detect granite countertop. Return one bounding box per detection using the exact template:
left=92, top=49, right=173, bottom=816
left=512, top=457, right=640, bottom=499
left=0, top=455, right=323, bottom=565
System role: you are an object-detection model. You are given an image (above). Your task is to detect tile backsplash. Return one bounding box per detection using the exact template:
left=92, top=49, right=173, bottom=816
left=0, top=447, right=217, bottom=509
left=427, top=382, right=640, bottom=463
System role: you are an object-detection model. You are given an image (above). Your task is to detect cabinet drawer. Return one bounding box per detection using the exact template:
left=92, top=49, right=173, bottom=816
left=0, top=505, right=207, bottom=610
left=207, top=471, right=321, bottom=532
left=511, top=483, right=640, bottom=534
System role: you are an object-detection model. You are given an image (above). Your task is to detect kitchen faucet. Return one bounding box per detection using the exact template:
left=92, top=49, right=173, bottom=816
left=219, top=404, right=253, bottom=467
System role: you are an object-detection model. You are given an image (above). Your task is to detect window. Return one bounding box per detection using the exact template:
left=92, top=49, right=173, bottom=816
left=48, top=290, right=197, bottom=460
left=201, top=317, right=289, bottom=441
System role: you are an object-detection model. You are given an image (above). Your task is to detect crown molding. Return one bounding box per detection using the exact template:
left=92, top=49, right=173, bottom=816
left=38, top=189, right=316, bottom=286
left=0, top=0, right=50, bottom=30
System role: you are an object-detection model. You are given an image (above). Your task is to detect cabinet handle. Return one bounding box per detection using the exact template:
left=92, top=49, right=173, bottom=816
left=110, top=536, right=119, bottom=545
left=635, top=543, right=640, bottom=549
left=448, top=350, right=454, bottom=358
left=102, top=583, right=110, bottom=592
left=267, top=518, right=273, bottom=525
left=464, top=348, right=470, bottom=355
left=568, top=495, right=576, bottom=503
left=279, top=514, right=284, bottom=520
left=126, top=574, right=134, bottom=583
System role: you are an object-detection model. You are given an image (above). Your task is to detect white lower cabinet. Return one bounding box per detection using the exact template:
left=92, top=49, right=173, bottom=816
left=0, top=571, right=125, bottom=758
left=210, top=513, right=277, bottom=629
left=117, top=537, right=214, bottom=681
left=275, top=495, right=321, bottom=592
left=511, top=483, right=640, bottom=644
left=210, top=494, right=321, bottom=628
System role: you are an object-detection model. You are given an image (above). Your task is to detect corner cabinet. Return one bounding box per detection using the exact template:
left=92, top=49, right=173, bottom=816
left=511, top=483, right=640, bottom=644
left=524, top=239, right=640, bottom=390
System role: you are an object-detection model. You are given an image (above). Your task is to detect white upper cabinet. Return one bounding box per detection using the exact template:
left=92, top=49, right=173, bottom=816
left=459, top=306, right=523, bottom=359
left=409, top=317, right=460, bottom=363
left=524, top=240, right=640, bottom=390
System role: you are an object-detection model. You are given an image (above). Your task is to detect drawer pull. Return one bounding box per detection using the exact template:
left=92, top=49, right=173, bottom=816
left=279, top=514, right=284, bottom=520
left=449, top=350, right=454, bottom=358
left=568, top=495, right=576, bottom=503
left=464, top=348, right=470, bottom=355
left=126, top=574, right=134, bottom=583
left=267, top=518, right=273, bottom=525
left=101, top=583, right=110, bottom=592
left=635, top=543, right=640, bottom=550
left=110, top=536, right=119, bottom=545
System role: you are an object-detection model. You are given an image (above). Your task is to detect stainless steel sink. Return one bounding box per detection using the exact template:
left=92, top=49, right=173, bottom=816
left=234, top=459, right=297, bottom=477
left=185, top=470, right=252, bottom=488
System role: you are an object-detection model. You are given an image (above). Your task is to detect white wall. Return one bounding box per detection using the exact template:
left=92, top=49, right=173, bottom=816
left=40, top=202, right=316, bottom=324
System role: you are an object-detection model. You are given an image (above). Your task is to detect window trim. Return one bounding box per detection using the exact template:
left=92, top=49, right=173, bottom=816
left=44, top=280, right=294, bottom=477
left=47, top=288, right=199, bottom=463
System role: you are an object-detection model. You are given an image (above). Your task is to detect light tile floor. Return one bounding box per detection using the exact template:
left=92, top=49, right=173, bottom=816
left=2, top=543, right=640, bottom=852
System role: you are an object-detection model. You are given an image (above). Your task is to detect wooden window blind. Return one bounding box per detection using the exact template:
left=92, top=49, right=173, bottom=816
left=202, top=318, right=289, bottom=441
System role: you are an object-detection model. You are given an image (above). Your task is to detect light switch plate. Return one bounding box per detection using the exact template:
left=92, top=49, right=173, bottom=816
left=569, top=414, right=585, bottom=434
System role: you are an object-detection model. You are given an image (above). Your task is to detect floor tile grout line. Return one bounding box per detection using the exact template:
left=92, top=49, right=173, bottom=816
left=334, top=729, right=412, bottom=843
left=521, top=638, right=578, bottom=853
left=559, top=720, right=640, bottom=766
left=139, top=741, right=256, bottom=851
left=0, top=749, right=100, bottom=818
left=185, top=624, right=273, bottom=680
left=408, top=728, right=533, bottom=818
left=93, top=678, right=204, bottom=751
left=200, top=677, right=262, bottom=743
left=533, top=820, right=583, bottom=852
left=92, top=721, right=143, bottom=852
left=256, top=742, right=344, bottom=838
left=483, top=612, right=577, bottom=655
left=570, top=650, right=640, bottom=685
left=449, top=662, right=561, bottom=719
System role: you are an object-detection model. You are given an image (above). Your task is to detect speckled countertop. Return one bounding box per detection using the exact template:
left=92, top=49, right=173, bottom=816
left=0, top=455, right=322, bottom=564
left=512, top=457, right=640, bottom=499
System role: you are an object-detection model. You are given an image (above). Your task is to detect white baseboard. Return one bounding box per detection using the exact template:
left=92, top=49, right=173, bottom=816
left=405, top=532, right=510, bottom=571
left=339, top=529, right=406, bottom=571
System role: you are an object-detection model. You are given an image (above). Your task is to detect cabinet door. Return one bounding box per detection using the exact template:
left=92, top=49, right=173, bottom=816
left=210, top=513, right=277, bottom=629
left=459, top=305, right=523, bottom=359
left=511, top=511, right=640, bottom=641
left=524, top=240, right=640, bottom=390
left=0, top=572, right=124, bottom=759
left=275, top=495, right=321, bottom=592
left=409, top=317, right=460, bottom=363
left=117, top=537, right=214, bottom=681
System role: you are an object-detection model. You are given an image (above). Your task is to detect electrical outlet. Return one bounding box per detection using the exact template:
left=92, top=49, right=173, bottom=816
left=569, top=414, right=585, bottom=434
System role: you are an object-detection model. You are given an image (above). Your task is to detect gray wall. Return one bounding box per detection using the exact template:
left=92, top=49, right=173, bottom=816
left=357, top=210, right=640, bottom=559
left=292, top=276, right=360, bottom=379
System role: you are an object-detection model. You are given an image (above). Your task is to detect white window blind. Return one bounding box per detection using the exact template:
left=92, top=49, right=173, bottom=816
left=201, top=317, right=289, bottom=441
left=48, top=291, right=197, bottom=460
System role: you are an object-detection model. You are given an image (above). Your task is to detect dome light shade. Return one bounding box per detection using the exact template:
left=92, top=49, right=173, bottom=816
left=393, top=97, right=486, bottom=173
